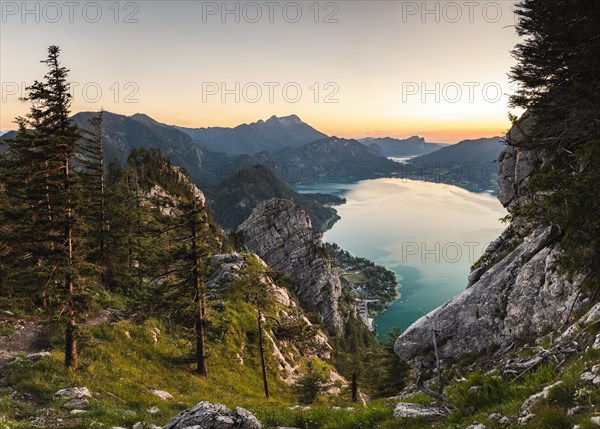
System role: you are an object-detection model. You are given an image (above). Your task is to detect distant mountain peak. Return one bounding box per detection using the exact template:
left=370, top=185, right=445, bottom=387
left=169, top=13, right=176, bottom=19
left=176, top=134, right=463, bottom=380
left=265, top=114, right=303, bottom=126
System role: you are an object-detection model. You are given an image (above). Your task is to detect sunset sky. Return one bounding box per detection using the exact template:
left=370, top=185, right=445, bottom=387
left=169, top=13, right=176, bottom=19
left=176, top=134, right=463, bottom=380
left=1, top=1, right=521, bottom=143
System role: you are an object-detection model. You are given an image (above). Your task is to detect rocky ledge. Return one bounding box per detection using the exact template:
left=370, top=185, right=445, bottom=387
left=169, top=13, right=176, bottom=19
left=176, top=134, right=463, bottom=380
left=237, top=199, right=343, bottom=332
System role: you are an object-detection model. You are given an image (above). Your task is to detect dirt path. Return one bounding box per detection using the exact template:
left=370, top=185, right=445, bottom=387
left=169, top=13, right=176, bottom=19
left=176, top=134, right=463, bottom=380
left=0, top=309, right=123, bottom=368
left=0, top=318, right=51, bottom=368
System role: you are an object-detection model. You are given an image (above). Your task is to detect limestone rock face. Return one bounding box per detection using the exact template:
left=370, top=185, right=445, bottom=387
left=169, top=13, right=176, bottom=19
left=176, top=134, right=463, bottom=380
left=205, top=251, right=335, bottom=375
left=163, top=401, right=261, bottom=429
left=395, top=224, right=581, bottom=368
left=238, top=199, right=343, bottom=332
left=394, top=113, right=586, bottom=369
left=497, top=111, right=538, bottom=212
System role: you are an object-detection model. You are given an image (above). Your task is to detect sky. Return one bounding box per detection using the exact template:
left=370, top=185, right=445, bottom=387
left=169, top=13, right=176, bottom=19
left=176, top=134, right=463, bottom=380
left=0, top=1, right=521, bottom=143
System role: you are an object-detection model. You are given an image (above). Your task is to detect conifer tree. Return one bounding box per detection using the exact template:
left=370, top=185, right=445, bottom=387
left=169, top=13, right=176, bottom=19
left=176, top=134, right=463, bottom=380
left=80, top=110, right=107, bottom=286
left=1, top=46, right=84, bottom=369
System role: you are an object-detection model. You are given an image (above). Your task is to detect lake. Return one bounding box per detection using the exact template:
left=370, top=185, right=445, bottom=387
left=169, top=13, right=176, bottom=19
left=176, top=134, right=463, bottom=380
left=295, top=178, right=507, bottom=339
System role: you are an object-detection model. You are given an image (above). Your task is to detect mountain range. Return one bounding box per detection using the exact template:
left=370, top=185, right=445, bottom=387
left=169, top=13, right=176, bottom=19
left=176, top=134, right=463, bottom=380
left=69, top=111, right=228, bottom=186
left=1, top=111, right=505, bottom=194
left=405, top=137, right=506, bottom=190
left=359, top=136, right=448, bottom=157
left=176, top=114, right=327, bottom=155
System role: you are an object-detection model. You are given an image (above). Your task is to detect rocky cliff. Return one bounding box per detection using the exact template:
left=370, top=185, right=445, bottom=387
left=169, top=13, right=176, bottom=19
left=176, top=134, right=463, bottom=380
left=394, top=114, right=587, bottom=369
left=205, top=252, right=340, bottom=386
left=237, top=199, right=344, bottom=332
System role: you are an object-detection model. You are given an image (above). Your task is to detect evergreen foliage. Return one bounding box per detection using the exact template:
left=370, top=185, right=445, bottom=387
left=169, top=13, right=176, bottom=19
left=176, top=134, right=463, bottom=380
left=508, top=0, right=600, bottom=284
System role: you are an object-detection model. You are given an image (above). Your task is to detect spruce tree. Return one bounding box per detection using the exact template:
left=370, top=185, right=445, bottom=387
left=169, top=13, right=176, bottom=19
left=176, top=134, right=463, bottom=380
left=1, top=46, right=84, bottom=369
left=508, top=0, right=600, bottom=281
left=80, top=110, right=107, bottom=286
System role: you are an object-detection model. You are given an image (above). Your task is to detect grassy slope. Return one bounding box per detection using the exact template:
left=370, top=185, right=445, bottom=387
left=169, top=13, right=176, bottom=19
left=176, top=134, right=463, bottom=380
left=1, top=308, right=599, bottom=429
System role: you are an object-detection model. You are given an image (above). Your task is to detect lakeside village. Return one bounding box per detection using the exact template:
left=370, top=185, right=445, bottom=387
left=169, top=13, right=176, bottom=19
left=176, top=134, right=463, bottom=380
left=326, top=243, right=398, bottom=331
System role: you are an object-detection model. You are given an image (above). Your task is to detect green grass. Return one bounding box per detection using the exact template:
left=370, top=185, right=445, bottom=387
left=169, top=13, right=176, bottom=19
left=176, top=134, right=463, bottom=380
left=0, top=324, right=14, bottom=337
left=1, top=308, right=599, bottom=429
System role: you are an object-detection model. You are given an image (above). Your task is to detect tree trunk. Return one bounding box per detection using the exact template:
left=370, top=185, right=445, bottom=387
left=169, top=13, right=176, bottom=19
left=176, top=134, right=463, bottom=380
left=191, top=198, right=208, bottom=376
left=351, top=372, right=358, bottom=402
left=65, top=306, right=77, bottom=369
left=99, top=118, right=106, bottom=287
left=257, top=302, right=269, bottom=399
left=64, top=156, right=77, bottom=370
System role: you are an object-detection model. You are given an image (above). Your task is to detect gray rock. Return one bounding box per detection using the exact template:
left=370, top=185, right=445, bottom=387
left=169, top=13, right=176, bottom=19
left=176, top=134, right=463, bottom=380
left=147, top=406, right=160, bottom=415
left=521, top=381, right=563, bottom=413
left=593, top=334, right=600, bottom=350
left=567, top=406, right=584, bottom=417
left=238, top=199, right=343, bottom=332
left=163, top=401, right=261, bottom=429
left=63, top=398, right=89, bottom=409
left=393, top=402, right=448, bottom=419
left=581, top=372, right=596, bottom=383
left=395, top=224, right=580, bottom=367
left=591, top=416, right=600, bottom=427
left=151, top=389, right=173, bottom=400
left=498, top=111, right=537, bottom=211
left=25, top=351, right=51, bottom=360
left=54, top=387, right=92, bottom=400
left=517, top=413, right=533, bottom=425
left=70, top=409, right=88, bottom=415
left=465, top=424, right=487, bottom=429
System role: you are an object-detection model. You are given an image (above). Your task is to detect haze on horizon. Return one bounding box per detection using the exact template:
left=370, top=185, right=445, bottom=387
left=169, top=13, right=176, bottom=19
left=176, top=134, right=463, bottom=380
left=1, top=1, right=520, bottom=143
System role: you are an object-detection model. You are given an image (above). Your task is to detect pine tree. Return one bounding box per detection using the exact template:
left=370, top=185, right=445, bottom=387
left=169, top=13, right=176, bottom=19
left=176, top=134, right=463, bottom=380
left=80, top=110, right=107, bottom=286
left=1, top=46, right=84, bottom=369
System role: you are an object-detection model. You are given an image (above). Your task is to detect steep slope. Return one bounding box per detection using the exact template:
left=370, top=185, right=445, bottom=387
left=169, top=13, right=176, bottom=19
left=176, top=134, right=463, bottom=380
left=405, top=136, right=505, bottom=190
left=394, top=117, right=588, bottom=370
left=359, top=136, right=447, bottom=157
left=173, top=125, right=231, bottom=145
left=269, top=137, right=401, bottom=183
left=72, top=111, right=227, bottom=186
left=178, top=115, right=327, bottom=155
left=237, top=199, right=344, bottom=332
left=206, top=165, right=339, bottom=232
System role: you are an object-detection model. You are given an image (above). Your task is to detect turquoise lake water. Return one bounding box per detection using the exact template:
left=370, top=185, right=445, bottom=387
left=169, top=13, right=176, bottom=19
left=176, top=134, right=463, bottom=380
left=295, top=178, right=507, bottom=338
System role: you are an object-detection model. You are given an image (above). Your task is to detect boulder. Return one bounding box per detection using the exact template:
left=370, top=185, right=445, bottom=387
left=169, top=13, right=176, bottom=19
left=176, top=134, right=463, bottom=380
left=163, top=401, right=261, bottom=429
left=54, top=387, right=91, bottom=400
left=393, top=402, right=448, bottom=419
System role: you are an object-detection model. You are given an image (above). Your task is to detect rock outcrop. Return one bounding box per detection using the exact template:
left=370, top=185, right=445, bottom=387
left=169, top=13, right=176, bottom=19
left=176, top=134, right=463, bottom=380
left=238, top=199, right=343, bottom=332
left=497, top=110, right=537, bottom=211
left=394, top=113, right=586, bottom=369
left=163, top=401, right=261, bottom=429
left=205, top=251, right=335, bottom=382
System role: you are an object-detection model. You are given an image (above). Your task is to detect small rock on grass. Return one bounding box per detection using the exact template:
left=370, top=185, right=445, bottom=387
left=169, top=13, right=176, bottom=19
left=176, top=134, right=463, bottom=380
left=54, top=387, right=91, bottom=400
left=151, top=389, right=173, bottom=400
left=63, top=398, right=89, bottom=409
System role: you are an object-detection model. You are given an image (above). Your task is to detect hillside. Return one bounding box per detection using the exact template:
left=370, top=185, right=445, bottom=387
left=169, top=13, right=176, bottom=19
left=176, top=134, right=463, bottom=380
left=245, top=137, right=402, bottom=184
left=206, top=165, right=340, bottom=232
left=177, top=115, right=327, bottom=155
left=359, top=136, right=447, bottom=157
left=405, top=137, right=505, bottom=191
left=71, top=112, right=227, bottom=186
